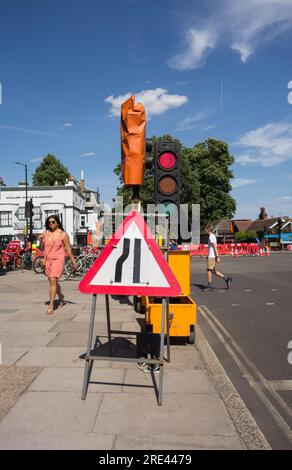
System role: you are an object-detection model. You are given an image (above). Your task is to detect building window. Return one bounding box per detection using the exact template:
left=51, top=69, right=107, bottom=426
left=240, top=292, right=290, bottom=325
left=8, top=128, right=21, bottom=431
left=0, top=211, right=12, bottom=227
left=33, top=207, right=41, bottom=221
left=80, top=215, right=86, bottom=228
left=18, top=207, right=26, bottom=220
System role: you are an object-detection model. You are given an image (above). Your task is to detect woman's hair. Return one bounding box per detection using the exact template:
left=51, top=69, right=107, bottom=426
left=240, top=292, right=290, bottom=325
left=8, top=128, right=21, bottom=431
left=45, top=214, right=64, bottom=231
left=205, top=224, right=214, bottom=232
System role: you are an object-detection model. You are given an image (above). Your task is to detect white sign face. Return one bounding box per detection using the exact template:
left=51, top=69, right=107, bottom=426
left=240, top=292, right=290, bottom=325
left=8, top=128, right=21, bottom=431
left=89, top=222, right=170, bottom=288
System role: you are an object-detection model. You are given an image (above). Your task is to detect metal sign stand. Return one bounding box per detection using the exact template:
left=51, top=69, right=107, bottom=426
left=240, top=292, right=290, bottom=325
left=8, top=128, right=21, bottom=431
left=81, top=213, right=172, bottom=405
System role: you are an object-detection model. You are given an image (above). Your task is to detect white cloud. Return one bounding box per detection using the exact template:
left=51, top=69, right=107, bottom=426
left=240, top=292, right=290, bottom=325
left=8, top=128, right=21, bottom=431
left=31, top=157, right=43, bottom=163
left=105, top=88, right=188, bottom=118
left=176, top=110, right=210, bottom=131
left=232, top=178, right=256, bottom=189
left=168, top=28, right=217, bottom=70
left=228, top=0, right=292, bottom=63
left=168, top=0, right=292, bottom=69
left=235, top=121, right=292, bottom=167
left=59, top=122, right=72, bottom=130
left=80, top=152, right=96, bottom=157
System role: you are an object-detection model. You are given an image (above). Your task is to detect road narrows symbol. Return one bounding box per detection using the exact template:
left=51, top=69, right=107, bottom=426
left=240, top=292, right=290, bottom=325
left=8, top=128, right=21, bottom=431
left=133, top=238, right=141, bottom=284
left=115, top=238, right=130, bottom=283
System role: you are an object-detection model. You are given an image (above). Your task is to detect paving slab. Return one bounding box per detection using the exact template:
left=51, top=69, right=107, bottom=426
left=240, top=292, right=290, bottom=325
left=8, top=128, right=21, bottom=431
left=115, top=433, right=243, bottom=450
left=48, top=321, right=123, bottom=334
left=16, top=347, right=111, bottom=368
left=10, top=311, right=77, bottom=322
left=0, top=333, right=57, bottom=348
left=29, top=367, right=125, bottom=393
left=72, top=310, right=136, bottom=323
left=94, top=393, right=237, bottom=437
left=1, top=348, right=29, bottom=365
left=122, top=369, right=216, bottom=394
left=0, top=392, right=102, bottom=433
left=0, top=431, right=115, bottom=450
left=0, top=365, right=42, bottom=420
left=164, top=348, right=205, bottom=370
left=0, top=321, right=58, bottom=334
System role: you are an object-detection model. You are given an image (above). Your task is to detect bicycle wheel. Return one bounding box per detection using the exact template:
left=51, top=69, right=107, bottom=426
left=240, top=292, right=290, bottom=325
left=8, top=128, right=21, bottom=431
left=33, top=256, right=44, bottom=274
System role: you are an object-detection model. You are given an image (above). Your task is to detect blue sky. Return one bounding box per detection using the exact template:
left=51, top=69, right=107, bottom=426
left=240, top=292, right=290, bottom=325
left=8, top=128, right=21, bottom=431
left=1, top=0, right=292, bottom=219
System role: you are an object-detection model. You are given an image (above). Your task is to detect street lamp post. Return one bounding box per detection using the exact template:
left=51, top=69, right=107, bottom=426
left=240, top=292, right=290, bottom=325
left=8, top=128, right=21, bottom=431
left=14, top=161, right=28, bottom=242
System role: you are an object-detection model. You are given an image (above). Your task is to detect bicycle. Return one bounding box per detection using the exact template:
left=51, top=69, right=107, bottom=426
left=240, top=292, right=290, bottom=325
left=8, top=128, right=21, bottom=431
left=61, top=250, right=99, bottom=281
left=33, top=255, right=45, bottom=274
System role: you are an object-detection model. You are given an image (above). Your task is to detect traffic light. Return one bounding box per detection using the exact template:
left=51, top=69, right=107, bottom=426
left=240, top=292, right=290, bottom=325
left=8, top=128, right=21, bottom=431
left=121, top=95, right=146, bottom=186
left=154, top=140, right=181, bottom=221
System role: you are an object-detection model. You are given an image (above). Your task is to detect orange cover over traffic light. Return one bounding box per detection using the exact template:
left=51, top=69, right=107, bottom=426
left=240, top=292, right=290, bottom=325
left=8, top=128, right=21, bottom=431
left=121, top=95, right=146, bottom=186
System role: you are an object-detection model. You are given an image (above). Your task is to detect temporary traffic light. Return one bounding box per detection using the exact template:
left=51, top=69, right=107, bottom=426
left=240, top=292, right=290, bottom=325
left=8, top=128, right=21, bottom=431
left=25, top=199, right=34, bottom=220
left=154, top=140, right=181, bottom=220
left=121, top=95, right=146, bottom=186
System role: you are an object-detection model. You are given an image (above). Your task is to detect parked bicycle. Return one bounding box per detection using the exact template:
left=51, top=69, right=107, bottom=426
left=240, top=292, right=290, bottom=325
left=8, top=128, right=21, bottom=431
left=60, top=248, right=99, bottom=281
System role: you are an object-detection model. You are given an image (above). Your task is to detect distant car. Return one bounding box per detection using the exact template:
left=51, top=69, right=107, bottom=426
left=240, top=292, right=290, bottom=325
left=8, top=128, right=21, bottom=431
left=0, top=235, right=19, bottom=251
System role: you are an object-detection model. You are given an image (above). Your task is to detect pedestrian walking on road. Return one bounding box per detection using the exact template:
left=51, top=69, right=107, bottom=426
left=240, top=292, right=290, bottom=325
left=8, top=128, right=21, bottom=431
left=204, top=224, right=232, bottom=291
left=39, top=215, right=77, bottom=314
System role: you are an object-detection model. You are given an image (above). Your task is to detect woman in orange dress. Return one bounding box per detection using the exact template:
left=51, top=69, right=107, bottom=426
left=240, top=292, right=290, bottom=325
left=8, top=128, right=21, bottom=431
left=39, top=215, right=77, bottom=314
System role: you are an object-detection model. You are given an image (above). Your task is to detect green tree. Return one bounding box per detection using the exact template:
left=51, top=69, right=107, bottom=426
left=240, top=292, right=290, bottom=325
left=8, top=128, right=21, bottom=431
left=32, top=154, right=70, bottom=186
left=193, top=138, right=236, bottom=228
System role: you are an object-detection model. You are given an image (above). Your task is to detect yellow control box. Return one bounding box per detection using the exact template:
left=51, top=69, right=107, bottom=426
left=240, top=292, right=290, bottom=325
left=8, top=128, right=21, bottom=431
left=145, top=295, right=196, bottom=343
left=168, top=250, right=191, bottom=296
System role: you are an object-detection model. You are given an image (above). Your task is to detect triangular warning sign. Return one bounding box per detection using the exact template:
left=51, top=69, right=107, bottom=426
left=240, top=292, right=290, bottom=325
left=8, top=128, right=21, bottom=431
left=79, top=210, right=181, bottom=296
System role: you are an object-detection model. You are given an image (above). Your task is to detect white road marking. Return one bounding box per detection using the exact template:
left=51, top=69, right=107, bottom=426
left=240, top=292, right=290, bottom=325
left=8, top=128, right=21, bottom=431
left=272, top=289, right=278, bottom=292
left=269, top=380, right=292, bottom=391
left=244, top=289, right=252, bottom=292
left=265, top=302, right=275, bottom=306
left=199, top=305, right=292, bottom=445
left=232, top=304, right=240, bottom=307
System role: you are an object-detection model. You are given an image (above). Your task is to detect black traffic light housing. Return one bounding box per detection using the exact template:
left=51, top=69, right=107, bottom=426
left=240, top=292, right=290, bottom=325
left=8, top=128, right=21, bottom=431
left=154, top=140, right=181, bottom=217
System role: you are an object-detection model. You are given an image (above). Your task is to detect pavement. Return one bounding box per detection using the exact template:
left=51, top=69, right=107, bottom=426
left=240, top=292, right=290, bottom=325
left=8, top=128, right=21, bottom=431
left=0, top=270, right=270, bottom=450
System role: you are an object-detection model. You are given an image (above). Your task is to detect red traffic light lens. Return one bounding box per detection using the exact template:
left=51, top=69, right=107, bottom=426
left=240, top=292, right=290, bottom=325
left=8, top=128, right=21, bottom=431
left=159, top=152, right=177, bottom=170
left=158, top=176, right=177, bottom=195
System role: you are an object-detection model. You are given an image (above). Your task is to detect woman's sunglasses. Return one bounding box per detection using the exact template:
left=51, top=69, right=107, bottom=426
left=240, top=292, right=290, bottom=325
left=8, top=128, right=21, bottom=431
left=48, top=220, right=57, bottom=225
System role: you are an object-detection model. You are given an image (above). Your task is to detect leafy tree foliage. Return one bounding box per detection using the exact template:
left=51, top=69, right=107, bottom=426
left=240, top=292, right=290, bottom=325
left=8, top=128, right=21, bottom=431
left=32, top=154, right=70, bottom=186
left=193, top=138, right=236, bottom=228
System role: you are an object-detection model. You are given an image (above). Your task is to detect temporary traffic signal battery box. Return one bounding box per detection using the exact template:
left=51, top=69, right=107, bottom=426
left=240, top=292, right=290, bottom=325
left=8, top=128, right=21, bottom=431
left=144, top=251, right=196, bottom=344
left=145, top=296, right=196, bottom=344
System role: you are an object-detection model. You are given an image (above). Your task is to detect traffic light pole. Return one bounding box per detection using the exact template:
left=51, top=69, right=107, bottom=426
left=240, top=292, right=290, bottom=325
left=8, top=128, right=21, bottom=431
left=25, top=164, right=28, bottom=239
left=29, top=198, right=33, bottom=252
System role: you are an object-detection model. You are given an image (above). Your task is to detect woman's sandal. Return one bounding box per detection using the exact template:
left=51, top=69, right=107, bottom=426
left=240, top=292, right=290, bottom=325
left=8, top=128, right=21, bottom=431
left=59, top=295, right=65, bottom=307
left=47, top=307, right=54, bottom=315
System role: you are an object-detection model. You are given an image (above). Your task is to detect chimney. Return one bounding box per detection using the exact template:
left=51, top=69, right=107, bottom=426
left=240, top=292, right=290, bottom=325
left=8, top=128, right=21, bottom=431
left=80, top=170, right=85, bottom=192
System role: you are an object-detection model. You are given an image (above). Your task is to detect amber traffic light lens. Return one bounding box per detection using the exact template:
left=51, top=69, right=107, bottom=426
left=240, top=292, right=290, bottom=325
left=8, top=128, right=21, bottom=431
left=158, top=176, right=177, bottom=195
left=159, top=152, right=177, bottom=170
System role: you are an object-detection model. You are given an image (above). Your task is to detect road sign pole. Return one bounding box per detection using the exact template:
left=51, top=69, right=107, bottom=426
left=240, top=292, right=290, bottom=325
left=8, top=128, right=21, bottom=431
left=158, top=214, right=170, bottom=405
left=158, top=296, right=166, bottom=406
left=105, top=294, right=113, bottom=357
left=82, top=294, right=97, bottom=400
